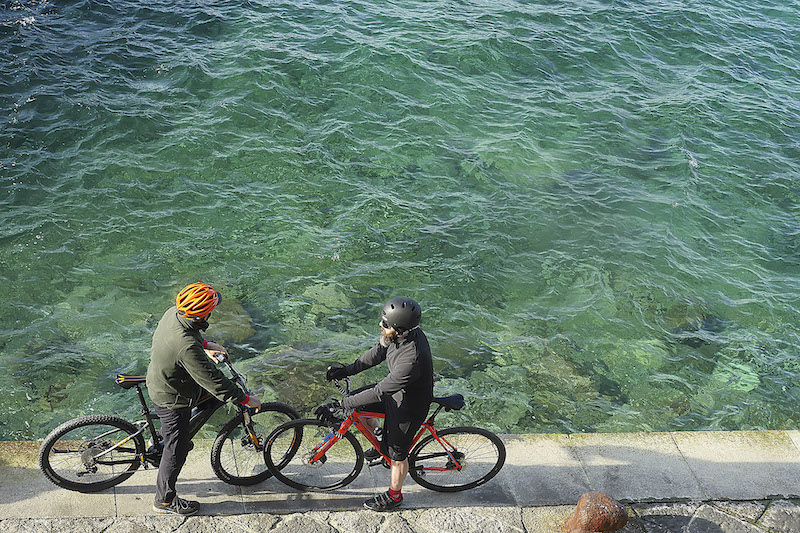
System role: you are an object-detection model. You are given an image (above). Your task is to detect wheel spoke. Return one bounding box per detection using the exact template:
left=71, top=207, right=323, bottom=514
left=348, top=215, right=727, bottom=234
left=211, top=404, right=299, bottom=485
left=265, top=420, right=363, bottom=491
left=39, top=415, right=143, bottom=492
left=409, top=427, right=505, bottom=492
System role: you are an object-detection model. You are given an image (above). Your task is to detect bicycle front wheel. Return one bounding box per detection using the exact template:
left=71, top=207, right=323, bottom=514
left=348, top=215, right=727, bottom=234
left=264, top=419, right=364, bottom=491
left=409, top=426, right=506, bottom=492
left=38, top=415, right=145, bottom=493
left=211, top=402, right=300, bottom=486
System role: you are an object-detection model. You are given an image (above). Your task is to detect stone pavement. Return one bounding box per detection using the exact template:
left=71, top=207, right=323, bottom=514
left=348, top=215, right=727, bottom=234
left=2, top=431, right=800, bottom=532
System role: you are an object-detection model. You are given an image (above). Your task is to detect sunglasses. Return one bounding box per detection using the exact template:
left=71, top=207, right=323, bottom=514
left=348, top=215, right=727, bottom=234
left=380, top=319, right=391, bottom=329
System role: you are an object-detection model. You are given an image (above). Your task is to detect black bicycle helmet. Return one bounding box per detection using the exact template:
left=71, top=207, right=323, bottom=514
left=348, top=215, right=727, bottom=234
left=381, top=297, right=421, bottom=332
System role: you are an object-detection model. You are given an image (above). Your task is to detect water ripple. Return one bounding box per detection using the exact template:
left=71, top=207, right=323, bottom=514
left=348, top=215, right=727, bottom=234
left=1, top=0, right=800, bottom=438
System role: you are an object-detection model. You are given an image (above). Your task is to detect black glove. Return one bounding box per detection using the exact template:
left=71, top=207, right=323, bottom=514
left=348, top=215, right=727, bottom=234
left=325, top=364, right=348, bottom=381
left=314, top=400, right=342, bottom=424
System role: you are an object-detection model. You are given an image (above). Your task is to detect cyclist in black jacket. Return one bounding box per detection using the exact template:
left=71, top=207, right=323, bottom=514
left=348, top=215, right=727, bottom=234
left=318, top=297, right=433, bottom=511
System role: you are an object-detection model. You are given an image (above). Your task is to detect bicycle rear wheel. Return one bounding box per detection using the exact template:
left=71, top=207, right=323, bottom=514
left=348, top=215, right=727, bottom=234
left=264, top=419, right=364, bottom=491
left=38, top=415, right=145, bottom=493
left=211, top=402, right=300, bottom=485
left=408, top=426, right=505, bottom=492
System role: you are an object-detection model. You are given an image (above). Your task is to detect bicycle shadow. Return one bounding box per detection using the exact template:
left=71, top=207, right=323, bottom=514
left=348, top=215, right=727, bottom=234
left=0, top=454, right=120, bottom=518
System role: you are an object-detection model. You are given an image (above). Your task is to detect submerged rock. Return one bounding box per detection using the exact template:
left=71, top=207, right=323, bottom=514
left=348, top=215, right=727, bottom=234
left=209, top=297, right=256, bottom=343
left=302, top=283, right=351, bottom=316
left=710, top=356, right=760, bottom=393
left=671, top=313, right=727, bottom=348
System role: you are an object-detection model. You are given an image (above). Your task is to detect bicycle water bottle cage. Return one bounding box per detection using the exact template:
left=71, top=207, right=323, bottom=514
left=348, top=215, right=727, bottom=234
left=115, top=374, right=147, bottom=389
left=433, top=394, right=465, bottom=411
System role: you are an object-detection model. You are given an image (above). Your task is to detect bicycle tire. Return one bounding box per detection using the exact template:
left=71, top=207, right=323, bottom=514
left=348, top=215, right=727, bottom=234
left=210, top=402, right=300, bottom=485
left=408, top=426, right=506, bottom=492
left=264, top=419, right=364, bottom=492
left=38, top=415, right=145, bottom=493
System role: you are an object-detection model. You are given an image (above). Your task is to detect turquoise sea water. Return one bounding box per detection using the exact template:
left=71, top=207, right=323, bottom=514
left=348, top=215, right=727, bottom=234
left=1, top=0, right=799, bottom=440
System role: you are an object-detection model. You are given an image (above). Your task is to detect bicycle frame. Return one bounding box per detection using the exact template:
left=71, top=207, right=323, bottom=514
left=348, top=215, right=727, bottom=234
left=311, top=405, right=464, bottom=473
left=116, top=360, right=257, bottom=467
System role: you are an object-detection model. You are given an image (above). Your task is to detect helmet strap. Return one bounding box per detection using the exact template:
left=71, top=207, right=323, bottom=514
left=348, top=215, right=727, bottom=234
left=396, top=326, right=417, bottom=339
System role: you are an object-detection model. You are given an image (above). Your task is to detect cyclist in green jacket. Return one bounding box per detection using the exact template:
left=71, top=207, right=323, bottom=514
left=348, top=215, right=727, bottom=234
left=146, top=282, right=261, bottom=516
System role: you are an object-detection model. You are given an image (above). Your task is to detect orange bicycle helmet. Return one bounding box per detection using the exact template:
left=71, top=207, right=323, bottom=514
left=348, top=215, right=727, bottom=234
left=176, top=282, right=219, bottom=320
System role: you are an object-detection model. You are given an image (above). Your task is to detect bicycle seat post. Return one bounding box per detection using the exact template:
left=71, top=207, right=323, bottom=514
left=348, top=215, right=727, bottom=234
left=134, top=384, right=160, bottom=445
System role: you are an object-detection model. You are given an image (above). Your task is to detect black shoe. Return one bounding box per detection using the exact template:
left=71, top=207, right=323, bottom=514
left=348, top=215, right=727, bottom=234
left=364, top=491, right=403, bottom=512
left=364, top=447, right=381, bottom=461
left=153, top=496, right=200, bottom=516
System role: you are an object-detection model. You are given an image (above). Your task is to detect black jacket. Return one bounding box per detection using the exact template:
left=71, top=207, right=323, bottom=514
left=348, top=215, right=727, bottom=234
left=340, top=328, right=434, bottom=419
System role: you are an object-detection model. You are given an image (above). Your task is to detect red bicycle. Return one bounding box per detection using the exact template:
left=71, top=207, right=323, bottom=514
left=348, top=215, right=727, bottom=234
left=263, top=377, right=505, bottom=492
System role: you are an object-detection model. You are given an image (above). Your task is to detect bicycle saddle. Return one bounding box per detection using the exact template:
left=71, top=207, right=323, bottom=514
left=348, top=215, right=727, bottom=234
left=432, top=393, right=465, bottom=411
left=115, top=374, right=147, bottom=389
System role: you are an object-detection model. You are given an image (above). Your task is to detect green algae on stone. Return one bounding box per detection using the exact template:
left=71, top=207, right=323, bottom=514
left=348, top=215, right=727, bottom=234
left=51, top=286, right=153, bottom=344
left=241, top=342, right=375, bottom=413
left=207, top=297, right=256, bottom=344
left=302, top=283, right=352, bottom=317
left=435, top=365, right=534, bottom=433
left=709, top=356, right=760, bottom=393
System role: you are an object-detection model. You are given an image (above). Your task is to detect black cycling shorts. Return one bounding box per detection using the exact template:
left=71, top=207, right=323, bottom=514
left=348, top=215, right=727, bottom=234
left=351, top=385, right=425, bottom=462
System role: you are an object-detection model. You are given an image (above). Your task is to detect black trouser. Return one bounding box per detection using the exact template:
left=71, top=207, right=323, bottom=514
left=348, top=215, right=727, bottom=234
left=154, top=403, right=192, bottom=504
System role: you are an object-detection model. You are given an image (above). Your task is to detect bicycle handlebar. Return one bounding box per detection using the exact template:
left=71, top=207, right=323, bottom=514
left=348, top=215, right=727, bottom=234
left=222, top=359, right=250, bottom=394
left=220, top=359, right=261, bottom=415
left=332, top=376, right=350, bottom=397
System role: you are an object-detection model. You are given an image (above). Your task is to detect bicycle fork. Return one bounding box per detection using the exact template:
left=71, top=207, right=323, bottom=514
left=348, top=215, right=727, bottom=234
left=242, top=409, right=263, bottom=452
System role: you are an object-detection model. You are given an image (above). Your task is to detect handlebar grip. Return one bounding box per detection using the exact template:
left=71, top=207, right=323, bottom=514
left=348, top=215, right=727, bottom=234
left=333, top=376, right=351, bottom=396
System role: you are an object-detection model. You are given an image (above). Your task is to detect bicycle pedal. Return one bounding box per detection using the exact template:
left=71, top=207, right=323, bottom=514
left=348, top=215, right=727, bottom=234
left=368, top=457, right=390, bottom=469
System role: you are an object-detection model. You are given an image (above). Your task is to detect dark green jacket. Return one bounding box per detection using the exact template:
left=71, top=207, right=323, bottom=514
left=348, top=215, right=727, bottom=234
left=146, top=306, right=246, bottom=409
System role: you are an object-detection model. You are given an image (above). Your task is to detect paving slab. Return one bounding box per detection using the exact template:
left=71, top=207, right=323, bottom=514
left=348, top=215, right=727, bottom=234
left=756, top=499, right=800, bottom=533
left=521, top=505, right=574, bottom=533
left=501, top=433, right=589, bottom=506
left=404, top=506, right=525, bottom=533
left=672, top=430, right=800, bottom=500
left=104, top=515, right=185, bottom=532
left=111, top=438, right=248, bottom=516
left=0, top=463, right=117, bottom=519
left=569, top=431, right=703, bottom=502
left=326, top=509, right=385, bottom=533
left=784, top=429, right=800, bottom=454
left=693, top=504, right=766, bottom=532
left=112, top=464, right=159, bottom=516
left=709, top=500, right=769, bottom=523
left=176, top=439, right=247, bottom=515
left=0, top=441, right=117, bottom=519
left=633, top=502, right=703, bottom=532
left=1, top=501, right=800, bottom=533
